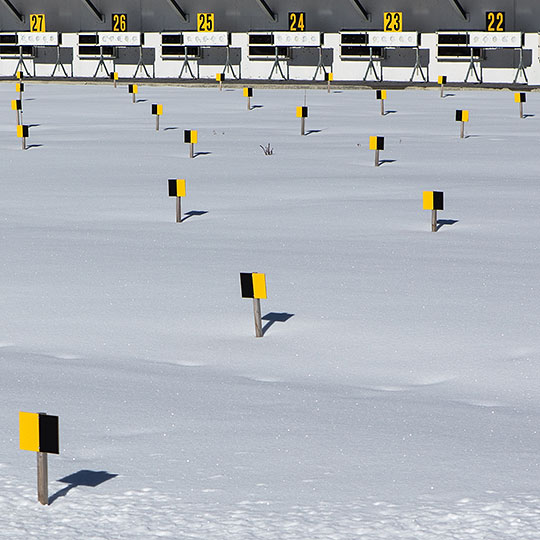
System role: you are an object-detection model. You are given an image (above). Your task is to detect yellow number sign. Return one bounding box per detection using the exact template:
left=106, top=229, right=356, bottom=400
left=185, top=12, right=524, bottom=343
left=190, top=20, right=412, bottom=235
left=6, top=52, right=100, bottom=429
left=384, top=12, right=402, bottom=32
left=289, top=12, right=305, bottom=32
left=197, top=13, right=214, bottom=32
left=486, top=11, right=505, bottom=32
left=30, top=14, right=46, bottom=32
left=112, top=13, right=127, bottom=32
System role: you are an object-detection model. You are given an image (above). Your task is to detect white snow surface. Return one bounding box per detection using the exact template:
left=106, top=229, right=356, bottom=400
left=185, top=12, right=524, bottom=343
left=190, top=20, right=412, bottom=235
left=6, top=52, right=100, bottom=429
left=0, top=83, right=539, bottom=538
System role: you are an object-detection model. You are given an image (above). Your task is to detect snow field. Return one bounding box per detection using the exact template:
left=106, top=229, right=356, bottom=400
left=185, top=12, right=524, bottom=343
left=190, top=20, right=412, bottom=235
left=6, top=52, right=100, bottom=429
left=0, top=82, right=539, bottom=538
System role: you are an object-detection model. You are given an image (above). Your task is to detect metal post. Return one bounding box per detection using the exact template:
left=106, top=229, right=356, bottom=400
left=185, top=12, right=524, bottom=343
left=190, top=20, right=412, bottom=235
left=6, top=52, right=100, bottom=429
left=374, top=149, right=379, bottom=167
left=380, top=99, right=384, bottom=116
left=22, top=136, right=26, bottom=150
left=114, top=78, right=117, bottom=89
left=156, top=115, right=159, bottom=131
left=301, top=117, right=305, bottom=136
left=37, top=452, right=48, bottom=505
left=190, top=143, right=194, bottom=158
left=327, top=80, right=331, bottom=93
left=176, top=197, right=181, bottom=223
left=431, top=209, right=438, bottom=232
left=253, top=298, right=263, bottom=337
left=247, top=96, right=251, bottom=110
left=520, top=102, right=524, bottom=119
left=460, top=121, right=465, bottom=139
left=132, top=93, right=136, bottom=103
left=219, top=80, right=222, bottom=91
left=16, top=109, right=20, bottom=125
left=440, top=84, right=444, bottom=98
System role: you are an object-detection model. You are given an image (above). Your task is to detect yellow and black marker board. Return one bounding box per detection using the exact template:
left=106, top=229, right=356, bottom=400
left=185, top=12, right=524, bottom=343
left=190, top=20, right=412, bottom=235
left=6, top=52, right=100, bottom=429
left=369, top=136, right=384, bottom=150
left=128, top=84, right=138, bottom=94
left=184, top=130, right=198, bottom=144
left=16, top=82, right=24, bottom=93
left=515, top=92, right=526, bottom=103
left=110, top=72, right=118, bottom=81
left=376, top=90, right=387, bottom=100
left=216, top=73, right=225, bottom=82
left=152, top=104, right=163, bottom=115
left=455, top=110, right=469, bottom=122
left=16, top=71, right=23, bottom=80
left=11, top=99, right=22, bottom=111
left=19, top=412, right=59, bottom=454
left=296, top=106, right=308, bottom=118
left=243, top=87, right=253, bottom=97
left=17, top=125, right=29, bottom=138
left=168, top=179, right=186, bottom=197
left=325, top=72, right=333, bottom=82
left=438, top=75, right=447, bottom=85
left=423, top=191, right=444, bottom=211
left=240, top=273, right=267, bottom=299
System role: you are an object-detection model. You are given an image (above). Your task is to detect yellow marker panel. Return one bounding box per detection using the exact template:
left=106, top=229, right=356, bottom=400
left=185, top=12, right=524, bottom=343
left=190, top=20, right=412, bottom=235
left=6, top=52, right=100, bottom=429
left=176, top=179, right=186, bottom=197
left=197, top=13, right=214, bottom=32
left=16, top=83, right=23, bottom=92
left=384, top=12, right=402, bottom=32
left=326, top=72, right=333, bottom=81
left=369, top=136, right=378, bottom=150
left=422, top=191, right=435, bottom=210
left=132, top=84, right=138, bottom=94
left=30, top=14, right=46, bottom=32
left=157, top=104, right=163, bottom=115
left=16, top=71, right=23, bottom=79
left=17, top=125, right=26, bottom=137
left=191, top=131, right=198, bottom=144
left=462, top=110, right=469, bottom=122
left=11, top=99, right=19, bottom=110
left=19, top=412, right=39, bottom=451
left=252, top=273, right=267, bottom=299
left=112, top=72, right=118, bottom=81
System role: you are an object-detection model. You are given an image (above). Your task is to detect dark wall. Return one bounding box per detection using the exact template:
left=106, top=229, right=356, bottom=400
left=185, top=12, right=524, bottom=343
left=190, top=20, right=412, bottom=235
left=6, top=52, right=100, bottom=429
left=0, top=1, right=539, bottom=33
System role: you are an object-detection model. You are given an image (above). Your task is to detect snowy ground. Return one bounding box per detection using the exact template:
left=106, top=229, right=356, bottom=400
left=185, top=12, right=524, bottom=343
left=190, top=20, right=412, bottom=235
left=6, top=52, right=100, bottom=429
left=0, top=82, right=539, bottom=538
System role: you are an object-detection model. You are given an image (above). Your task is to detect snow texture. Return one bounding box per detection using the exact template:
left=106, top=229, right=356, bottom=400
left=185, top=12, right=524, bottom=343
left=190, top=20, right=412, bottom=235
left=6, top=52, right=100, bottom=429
left=0, top=83, right=539, bottom=538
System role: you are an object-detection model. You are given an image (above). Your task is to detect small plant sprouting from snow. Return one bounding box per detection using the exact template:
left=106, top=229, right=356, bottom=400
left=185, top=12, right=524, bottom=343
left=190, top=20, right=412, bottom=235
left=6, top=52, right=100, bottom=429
left=260, top=143, right=274, bottom=156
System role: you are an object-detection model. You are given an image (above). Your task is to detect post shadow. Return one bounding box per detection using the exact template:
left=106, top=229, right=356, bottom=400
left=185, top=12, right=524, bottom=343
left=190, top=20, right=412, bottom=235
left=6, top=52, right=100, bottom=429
left=194, top=151, right=212, bottom=157
left=305, top=129, right=322, bottom=136
left=181, top=210, right=208, bottom=222
left=261, top=312, right=294, bottom=336
left=49, top=470, right=118, bottom=504
left=436, top=219, right=459, bottom=231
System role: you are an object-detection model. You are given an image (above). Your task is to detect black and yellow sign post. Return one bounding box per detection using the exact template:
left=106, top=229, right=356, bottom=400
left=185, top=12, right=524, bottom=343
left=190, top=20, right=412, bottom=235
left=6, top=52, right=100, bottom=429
left=128, top=84, right=138, bottom=103
left=325, top=72, right=333, bottom=93
left=216, top=72, right=225, bottom=91
left=16, top=82, right=24, bottom=101
left=423, top=191, right=444, bottom=232
left=455, top=110, right=469, bottom=138
left=243, top=87, right=253, bottom=110
left=19, top=411, right=59, bottom=505
left=296, top=106, right=308, bottom=136
left=168, top=179, right=186, bottom=223
left=17, top=124, right=29, bottom=150
left=12, top=99, right=23, bottom=126
left=369, top=136, right=384, bottom=167
left=184, top=130, right=198, bottom=158
left=376, top=90, right=387, bottom=116
left=240, top=272, right=267, bottom=337
left=152, top=104, right=163, bottom=131
left=515, top=92, right=526, bottom=119
left=111, top=71, right=118, bottom=88
left=438, top=75, right=447, bottom=98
